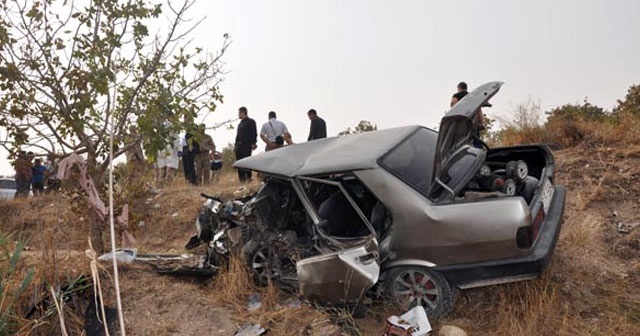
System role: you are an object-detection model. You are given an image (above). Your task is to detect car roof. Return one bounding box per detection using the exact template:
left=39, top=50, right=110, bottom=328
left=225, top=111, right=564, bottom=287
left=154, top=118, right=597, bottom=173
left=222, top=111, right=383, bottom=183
left=234, top=125, right=425, bottom=177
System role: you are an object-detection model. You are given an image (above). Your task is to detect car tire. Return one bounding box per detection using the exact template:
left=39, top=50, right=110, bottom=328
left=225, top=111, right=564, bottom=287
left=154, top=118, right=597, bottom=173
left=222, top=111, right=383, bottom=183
left=519, top=176, right=539, bottom=204
left=384, top=266, right=456, bottom=318
left=242, top=239, right=277, bottom=286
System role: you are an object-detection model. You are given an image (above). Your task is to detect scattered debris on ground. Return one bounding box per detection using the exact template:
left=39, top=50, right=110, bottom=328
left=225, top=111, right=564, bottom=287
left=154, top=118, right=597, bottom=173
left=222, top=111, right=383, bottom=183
left=384, top=306, right=432, bottom=336
left=247, top=293, right=262, bottom=311
left=234, top=323, right=268, bottom=336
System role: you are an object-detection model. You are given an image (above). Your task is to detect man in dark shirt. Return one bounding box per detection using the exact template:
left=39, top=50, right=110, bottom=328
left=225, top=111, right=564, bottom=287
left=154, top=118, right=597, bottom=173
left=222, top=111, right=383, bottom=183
left=307, top=109, right=327, bottom=141
left=234, top=106, right=257, bottom=182
left=31, top=158, right=46, bottom=196
left=450, top=81, right=468, bottom=107
left=183, top=124, right=200, bottom=185
left=450, top=81, right=484, bottom=148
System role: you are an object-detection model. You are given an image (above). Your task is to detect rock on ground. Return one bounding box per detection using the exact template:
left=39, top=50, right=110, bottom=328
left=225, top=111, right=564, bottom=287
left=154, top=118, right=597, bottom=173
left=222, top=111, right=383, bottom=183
left=438, top=325, right=468, bottom=336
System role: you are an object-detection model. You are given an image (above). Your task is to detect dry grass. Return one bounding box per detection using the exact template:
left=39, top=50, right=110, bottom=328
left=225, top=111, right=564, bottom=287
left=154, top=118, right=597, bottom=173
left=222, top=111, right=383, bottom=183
left=208, top=257, right=336, bottom=335
left=0, top=196, right=95, bottom=335
left=2, top=137, right=640, bottom=335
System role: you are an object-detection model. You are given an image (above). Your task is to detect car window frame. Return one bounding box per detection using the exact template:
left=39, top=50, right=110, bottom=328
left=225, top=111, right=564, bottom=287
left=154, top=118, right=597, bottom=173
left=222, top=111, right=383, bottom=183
left=377, top=127, right=439, bottom=201
left=296, top=176, right=377, bottom=237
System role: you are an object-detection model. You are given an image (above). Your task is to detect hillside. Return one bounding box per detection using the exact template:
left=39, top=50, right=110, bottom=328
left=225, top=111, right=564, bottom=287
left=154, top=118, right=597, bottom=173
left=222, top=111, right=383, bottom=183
left=1, top=142, right=640, bottom=335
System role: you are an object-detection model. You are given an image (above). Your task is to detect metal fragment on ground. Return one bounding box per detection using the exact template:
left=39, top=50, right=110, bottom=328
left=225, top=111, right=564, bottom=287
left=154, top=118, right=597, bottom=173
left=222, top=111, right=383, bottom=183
left=234, top=323, right=267, bottom=336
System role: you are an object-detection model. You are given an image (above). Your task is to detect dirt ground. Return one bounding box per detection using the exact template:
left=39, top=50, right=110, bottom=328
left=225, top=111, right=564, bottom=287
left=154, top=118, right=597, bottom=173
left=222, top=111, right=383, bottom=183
left=119, top=265, right=237, bottom=336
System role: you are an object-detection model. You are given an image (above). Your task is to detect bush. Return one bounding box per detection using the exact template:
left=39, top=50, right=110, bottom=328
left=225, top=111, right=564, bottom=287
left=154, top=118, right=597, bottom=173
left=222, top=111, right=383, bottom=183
left=488, top=88, right=640, bottom=149
left=544, top=101, right=611, bottom=148
left=488, top=99, right=548, bottom=146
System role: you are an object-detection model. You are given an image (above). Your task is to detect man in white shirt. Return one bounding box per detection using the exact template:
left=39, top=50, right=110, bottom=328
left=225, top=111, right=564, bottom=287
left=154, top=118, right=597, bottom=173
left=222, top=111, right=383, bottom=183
left=260, top=111, right=293, bottom=151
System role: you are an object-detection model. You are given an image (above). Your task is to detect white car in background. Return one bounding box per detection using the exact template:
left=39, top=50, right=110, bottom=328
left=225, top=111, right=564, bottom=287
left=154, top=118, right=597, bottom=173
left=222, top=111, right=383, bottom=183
left=0, top=178, right=17, bottom=200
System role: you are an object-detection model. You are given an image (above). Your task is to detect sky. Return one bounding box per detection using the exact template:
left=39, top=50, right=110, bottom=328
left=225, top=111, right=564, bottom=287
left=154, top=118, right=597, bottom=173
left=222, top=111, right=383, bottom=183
left=1, top=0, right=640, bottom=175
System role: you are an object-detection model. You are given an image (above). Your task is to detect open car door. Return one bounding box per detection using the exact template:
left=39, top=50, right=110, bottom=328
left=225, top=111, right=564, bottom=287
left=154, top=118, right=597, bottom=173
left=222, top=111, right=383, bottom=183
left=296, top=238, right=379, bottom=304
left=296, top=177, right=381, bottom=304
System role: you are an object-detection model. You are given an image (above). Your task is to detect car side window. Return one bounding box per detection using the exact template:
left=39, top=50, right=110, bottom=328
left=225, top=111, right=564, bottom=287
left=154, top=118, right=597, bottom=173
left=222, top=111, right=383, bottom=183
left=379, top=128, right=438, bottom=195
left=302, top=180, right=372, bottom=239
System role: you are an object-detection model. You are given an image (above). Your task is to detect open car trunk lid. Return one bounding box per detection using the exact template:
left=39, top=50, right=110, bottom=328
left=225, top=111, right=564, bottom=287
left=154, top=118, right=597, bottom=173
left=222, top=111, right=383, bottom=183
left=433, top=81, right=503, bottom=181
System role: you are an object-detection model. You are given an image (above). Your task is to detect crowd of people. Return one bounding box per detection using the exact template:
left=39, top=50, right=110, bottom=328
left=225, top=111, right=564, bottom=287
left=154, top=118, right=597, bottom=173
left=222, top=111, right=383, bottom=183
left=11, top=81, right=482, bottom=192
left=11, top=151, right=60, bottom=197
left=233, top=107, right=327, bottom=183
left=150, top=107, right=327, bottom=186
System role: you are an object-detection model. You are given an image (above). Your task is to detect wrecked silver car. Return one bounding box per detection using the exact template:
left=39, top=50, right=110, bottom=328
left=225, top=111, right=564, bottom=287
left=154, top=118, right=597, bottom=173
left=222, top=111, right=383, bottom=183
left=188, top=82, right=566, bottom=317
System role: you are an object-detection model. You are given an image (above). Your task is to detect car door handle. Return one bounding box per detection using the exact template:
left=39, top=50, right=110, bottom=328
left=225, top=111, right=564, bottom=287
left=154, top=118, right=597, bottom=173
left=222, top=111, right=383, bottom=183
left=357, top=252, right=378, bottom=265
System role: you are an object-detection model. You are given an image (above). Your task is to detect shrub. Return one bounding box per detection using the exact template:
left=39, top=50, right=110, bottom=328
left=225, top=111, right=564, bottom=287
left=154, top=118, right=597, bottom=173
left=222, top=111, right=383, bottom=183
left=544, top=101, right=611, bottom=148
left=488, top=99, right=548, bottom=146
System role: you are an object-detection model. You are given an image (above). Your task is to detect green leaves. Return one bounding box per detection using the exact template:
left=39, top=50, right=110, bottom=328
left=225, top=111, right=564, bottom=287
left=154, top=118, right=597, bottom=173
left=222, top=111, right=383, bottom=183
left=133, top=21, right=148, bottom=38
left=613, top=85, right=640, bottom=119
left=339, top=120, right=378, bottom=136
left=546, top=101, right=608, bottom=124
left=0, top=0, right=229, bottom=180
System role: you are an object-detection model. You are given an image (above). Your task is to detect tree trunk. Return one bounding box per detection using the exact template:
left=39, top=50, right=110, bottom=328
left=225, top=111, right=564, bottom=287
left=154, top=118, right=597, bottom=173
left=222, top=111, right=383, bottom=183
left=89, top=210, right=105, bottom=254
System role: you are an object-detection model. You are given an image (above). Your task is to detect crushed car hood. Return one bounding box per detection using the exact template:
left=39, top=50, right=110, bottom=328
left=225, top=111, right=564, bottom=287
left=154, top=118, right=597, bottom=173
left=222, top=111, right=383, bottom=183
left=233, top=125, right=419, bottom=177
left=434, top=81, right=503, bottom=179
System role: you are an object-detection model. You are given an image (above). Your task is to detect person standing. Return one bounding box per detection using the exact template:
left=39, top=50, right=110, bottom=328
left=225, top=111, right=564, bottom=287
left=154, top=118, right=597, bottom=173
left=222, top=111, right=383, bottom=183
left=450, top=81, right=484, bottom=148
left=156, top=122, right=181, bottom=184
left=183, top=124, right=199, bottom=185
left=450, top=82, right=468, bottom=107
left=13, top=151, right=32, bottom=197
left=307, top=109, right=327, bottom=141
left=195, top=124, right=216, bottom=185
left=234, top=106, right=257, bottom=183
left=44, top=154, right=60, bottom=193
left=210, top=150, right=223, bottom=183
left=260, top=111, right=293, bottom=151
left=31, top=158, right=46, bottom=196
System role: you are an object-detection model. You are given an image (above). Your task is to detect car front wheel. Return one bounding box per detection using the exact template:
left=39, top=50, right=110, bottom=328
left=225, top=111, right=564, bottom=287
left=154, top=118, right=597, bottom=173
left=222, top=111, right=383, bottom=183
left=384, top=266, right=455, bottom=318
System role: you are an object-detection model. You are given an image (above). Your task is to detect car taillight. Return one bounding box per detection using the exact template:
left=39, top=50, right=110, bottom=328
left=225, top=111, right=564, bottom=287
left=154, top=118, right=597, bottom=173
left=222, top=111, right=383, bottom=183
left=532, top=207, right=545, bottom=239
left=516, top=226, right=533, bottom=249
left=517, top=208, right=545, bottom=249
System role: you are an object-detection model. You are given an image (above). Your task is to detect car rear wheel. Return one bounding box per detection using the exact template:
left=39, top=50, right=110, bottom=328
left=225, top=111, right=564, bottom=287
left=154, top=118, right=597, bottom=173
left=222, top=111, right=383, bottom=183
left=384, top=266, right=455, bottom=318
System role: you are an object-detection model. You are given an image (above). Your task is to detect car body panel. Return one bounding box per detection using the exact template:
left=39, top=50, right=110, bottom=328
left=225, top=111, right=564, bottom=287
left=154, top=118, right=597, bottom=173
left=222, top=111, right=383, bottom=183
left=354, top=169, right=530, bottom=265
left=434, top=186, right=566, bottom=288
left=297, top=239, right=379, bottom=304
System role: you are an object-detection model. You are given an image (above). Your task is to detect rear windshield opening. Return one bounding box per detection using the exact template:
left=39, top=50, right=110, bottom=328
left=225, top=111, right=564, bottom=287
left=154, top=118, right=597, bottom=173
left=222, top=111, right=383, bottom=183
left=379, top=128, right=438, bottom=196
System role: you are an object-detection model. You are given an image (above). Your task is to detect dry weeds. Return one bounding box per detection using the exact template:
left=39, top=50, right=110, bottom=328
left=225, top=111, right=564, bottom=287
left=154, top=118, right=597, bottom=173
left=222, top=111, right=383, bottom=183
left=2, top=134, right=640, bottom=335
